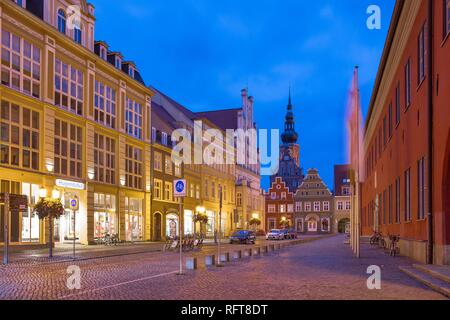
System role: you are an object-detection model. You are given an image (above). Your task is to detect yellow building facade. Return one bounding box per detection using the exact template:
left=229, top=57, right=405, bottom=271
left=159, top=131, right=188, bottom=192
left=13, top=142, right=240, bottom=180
left=0, top=0, right=153, bottom=246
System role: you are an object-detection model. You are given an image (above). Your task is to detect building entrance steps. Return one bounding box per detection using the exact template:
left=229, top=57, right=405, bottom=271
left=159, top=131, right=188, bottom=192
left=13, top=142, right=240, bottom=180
left=399, top=265, right=450, bottom=298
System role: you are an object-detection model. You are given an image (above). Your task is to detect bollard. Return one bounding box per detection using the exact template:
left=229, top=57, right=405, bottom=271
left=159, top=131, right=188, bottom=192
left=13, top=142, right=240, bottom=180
left=205, top=255, right=216, bottom=266
left=261, top=246, right=268, bottom=254
left=220, top=252, right=230, bottom=263
left=186, top=257, right=197, bottom=270
left=253, top=247, right=261, bottom=256
left=244, top=248, right=253, bottom=257
left=233, top=250, right=242, bottom=260
left=269, top=244, right=275, bottom=252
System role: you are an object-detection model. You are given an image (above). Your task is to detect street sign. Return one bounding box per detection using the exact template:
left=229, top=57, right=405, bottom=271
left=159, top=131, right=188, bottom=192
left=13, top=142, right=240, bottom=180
left=69, top=196, right=79, bottom=211
left=173, top=179, right=187, bottom=198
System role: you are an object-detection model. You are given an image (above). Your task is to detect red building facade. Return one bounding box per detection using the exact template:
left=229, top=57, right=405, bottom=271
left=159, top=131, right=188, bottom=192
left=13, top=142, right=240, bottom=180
left=265, top=177, right=294, bottom=230
left=362, top=0, right=450, bottom=265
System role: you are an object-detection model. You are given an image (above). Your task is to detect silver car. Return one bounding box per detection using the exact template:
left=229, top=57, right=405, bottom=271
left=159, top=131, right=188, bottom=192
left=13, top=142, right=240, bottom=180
left=266, top=229, right=284, bottom=240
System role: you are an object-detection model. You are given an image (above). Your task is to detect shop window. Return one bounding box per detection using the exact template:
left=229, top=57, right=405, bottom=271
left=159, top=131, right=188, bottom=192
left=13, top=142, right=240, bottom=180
left=1, top=30, right=41, bottom=98
left=54, top=119, right=82, bottom=178
left=55, top=59, right=83, bottom=115
left=125, top=197, right=143, bottom=242
left=0, top=100, right=39, bottom=170
left=94, top=193, right=117, bottom=239
left=94, top=80, right=116, bottom=129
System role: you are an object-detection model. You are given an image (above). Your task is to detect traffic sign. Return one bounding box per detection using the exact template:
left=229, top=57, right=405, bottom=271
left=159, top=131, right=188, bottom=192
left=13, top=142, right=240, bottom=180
left=69, top=196, right=79, bottom=211
left=173, top=179, right=187, bottom=198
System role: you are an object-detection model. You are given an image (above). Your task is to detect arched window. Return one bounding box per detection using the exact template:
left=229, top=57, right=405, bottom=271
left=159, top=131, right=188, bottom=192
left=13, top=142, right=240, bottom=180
left=74, top=25, right=82, bottom=44
left=57, top=9, right=66, bottom=34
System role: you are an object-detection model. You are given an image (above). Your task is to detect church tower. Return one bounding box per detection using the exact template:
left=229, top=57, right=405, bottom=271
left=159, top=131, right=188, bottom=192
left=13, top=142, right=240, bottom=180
left=270, top=90, right=304, bottom=192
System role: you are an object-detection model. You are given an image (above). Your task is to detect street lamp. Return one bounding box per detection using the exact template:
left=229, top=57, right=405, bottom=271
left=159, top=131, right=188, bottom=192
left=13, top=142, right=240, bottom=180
left=195, top=206, right=205, bottom=239
left=52, top=189, right=61, bottom=200
left=39, top=187, right=47, bottom=199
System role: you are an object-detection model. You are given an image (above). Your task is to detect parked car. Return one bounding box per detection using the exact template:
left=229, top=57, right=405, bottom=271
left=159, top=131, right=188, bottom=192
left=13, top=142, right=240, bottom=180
left=280, top=229, right=291, bottom=239
left=266, top=229, right=285, bottom=240
left=229, top=230, right=256, bottom=244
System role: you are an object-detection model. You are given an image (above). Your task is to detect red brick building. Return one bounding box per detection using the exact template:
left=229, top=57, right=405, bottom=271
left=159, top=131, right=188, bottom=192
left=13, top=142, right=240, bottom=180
left=265, top=177, right=294, bottom=230
left=361, top=0, right=450, bottom=265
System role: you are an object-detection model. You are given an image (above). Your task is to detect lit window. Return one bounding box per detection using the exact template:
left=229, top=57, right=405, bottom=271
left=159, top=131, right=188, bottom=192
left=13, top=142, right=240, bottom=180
left=153, top=179, right=162, bottom=200
left=151, top=127, right=156, bottom=142
left=268, top=205, right=276, bottom=213
left=1, top=30, right=41, bottom=98
left=287, top=204, right=294, bottom=213
left=154, top=152, right=162, bottom=171
left=55, top=59, right=83, bottom=115
left=164, top=182, right=173, bottom=201
left=57, top=9, right=66, bottom=34
left=164, top=155, right=172, bottom=175
left=94, top=80, right=116, bottom=128
left=237, top=193, right=242, bottom=206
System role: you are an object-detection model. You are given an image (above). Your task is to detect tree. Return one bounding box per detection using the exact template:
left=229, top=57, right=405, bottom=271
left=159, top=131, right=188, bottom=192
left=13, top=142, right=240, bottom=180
left=249, top=218, right=261, bottom=231
left=33, top=198, right=65, bottom=258
left=280, top=219, right=291, bottom=229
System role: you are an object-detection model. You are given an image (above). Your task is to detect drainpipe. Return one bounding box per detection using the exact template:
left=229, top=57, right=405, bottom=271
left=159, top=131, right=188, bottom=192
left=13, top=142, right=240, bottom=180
left=426, top=0, right=434, bottom=265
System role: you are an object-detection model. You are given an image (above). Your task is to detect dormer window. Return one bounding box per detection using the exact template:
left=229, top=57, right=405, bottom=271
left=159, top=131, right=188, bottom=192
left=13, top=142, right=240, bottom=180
left=162, top=132, right=168, bottom=145
left=100, top=47, right=107, bottom=60
left=115, top=57, right=121, bottom=69
left=15, top=0, right=26, bottom=8
left=74, top=25, right=82, bottom=44
left=57, top=9, right=66, bottom=34
left=128, top=67, right=134, bottom=78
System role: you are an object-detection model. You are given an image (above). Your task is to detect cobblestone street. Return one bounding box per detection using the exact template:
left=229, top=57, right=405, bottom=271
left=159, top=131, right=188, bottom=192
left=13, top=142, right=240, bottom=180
left=0, top=235, right=446, bottom=300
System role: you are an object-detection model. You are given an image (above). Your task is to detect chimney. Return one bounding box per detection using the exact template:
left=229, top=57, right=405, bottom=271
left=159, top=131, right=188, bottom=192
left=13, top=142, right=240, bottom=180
left=241, top=88, right=248, bottom=108
left=248, top=96, right=254, bottom=109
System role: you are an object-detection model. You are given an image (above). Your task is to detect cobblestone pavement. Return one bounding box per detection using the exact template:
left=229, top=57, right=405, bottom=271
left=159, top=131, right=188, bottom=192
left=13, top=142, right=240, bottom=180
left=0, top=235, right=445, bottom=300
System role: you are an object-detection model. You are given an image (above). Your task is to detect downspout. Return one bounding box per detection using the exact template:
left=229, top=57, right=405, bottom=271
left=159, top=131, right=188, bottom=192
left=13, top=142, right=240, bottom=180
left=427, top=0, right=434, bottom=265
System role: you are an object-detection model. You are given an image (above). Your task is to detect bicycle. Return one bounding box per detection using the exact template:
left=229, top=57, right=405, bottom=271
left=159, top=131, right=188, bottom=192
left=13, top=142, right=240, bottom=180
left=389, top=234, right=400, bottom=257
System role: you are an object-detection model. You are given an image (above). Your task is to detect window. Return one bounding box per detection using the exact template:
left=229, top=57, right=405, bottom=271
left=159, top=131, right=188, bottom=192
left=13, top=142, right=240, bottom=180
left=204, top=180, right=209, bottom=197
left=125, top=97, right=143, bottom=139
left=196, top=185, right=200, bottom=199
left=404, top=168, right=411, bottom=222
left=342, top=186, right=350, bottom=196
left=287, top=204, right=294, bottom=213
left=94, top=133, right=115, bottom=184
left=270, top=192, right=276, bottom=200
left=279, top=204, right=286, bottom=213
left=211, top=182, right=215, bottom=200
left=268, top=205, right=276, bottom=213
left=14, top=0, right=25, bottom=8
left=389, top=185, right=393, bottom=224
left=418, top=23, right=426, bottom=84
left=446, top=0, right=450, bottom=38
left=395, top=177, right=401, bottom=223
left=164, top=182, right=173, bottom=201
left=57, top=9, right=66, bottom=34
left=337, top=201, right=343, bottom=211
left=151, top=127, right=156, bottom=142
left=0, top=101, right=39, bottom=170
left=395, top=83, right=401, bottom=125
left=295, top=202, right=302, bottom=212
left=128, top=67, right=134, bottom=78
left=345, top=201, right=351, bottom=210
left=94, top=80, right=116, bottom=128
left=323, top=201, right=330, bottom=211
left=115, top=57, right=122, bottom=69
left=154, top=152, right=162, bottom=171
left=383, top=116, right=387, bottom=148
left=281, top=192, right=286, bottom=200
left=54, top=119, right=82, bottom=178
left=99, top=47, right=107, bottom=60
left=125, top=144, right=142, bottom=189
left=405, top=59, right=411, bottom=109
left=383, top=190, right=387, bottom=225
left=1, top=30, right=41, bottom=98
left=268, top=219, right=276, bottom=230
left=388, top=102, right=393, bottom=138
left=305, top=202, right=311, bottom=212
left=153, top=179, right=162, bottom=200
left=237, top=193, right=242, bottom=206
left=164, top=155, right=172, bottom=175
left=223, top=185, right=227, bottom=202
left=313, top=202, right=320, bottom=212
left=418, top=157, right=426, bottom=220
left=74, top=25, right=82, bottom=45
left=162, top=132, right=168, bottom=145
left=174, top=162, right=181, bottom=177
left=55, top=59, right=83, bottom=115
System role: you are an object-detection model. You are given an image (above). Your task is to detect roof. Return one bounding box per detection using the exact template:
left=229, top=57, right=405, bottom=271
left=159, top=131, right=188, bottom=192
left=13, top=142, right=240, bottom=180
left=195, top=109, right=240, bottom=131
left=150, top=86, right=197, bottom=120
left=364, top=0, right=405, bottom=132
left=151, top=101, right=178, bottom=132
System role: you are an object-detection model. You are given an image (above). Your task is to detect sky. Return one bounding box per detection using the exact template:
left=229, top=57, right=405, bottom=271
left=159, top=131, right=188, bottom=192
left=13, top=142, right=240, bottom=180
left=93, top=0, right=396, bottom=190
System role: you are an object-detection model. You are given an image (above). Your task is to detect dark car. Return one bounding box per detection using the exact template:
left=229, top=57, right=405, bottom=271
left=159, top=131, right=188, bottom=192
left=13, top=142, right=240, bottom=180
left=287, top=228, right=298, bottom=239
left=280, top=229, right=290, bottom=240
left=229, top=230, right=256, bottom=244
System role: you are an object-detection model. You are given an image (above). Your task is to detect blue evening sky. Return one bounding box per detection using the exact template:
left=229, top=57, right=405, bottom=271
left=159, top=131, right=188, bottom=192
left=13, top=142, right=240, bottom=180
left=93, top=0, right=395, bottom=190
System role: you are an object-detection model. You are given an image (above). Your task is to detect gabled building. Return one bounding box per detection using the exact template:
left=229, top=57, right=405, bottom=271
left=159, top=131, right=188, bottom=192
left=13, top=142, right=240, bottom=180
left=294, top=169, right=333, bottom=234
left=334, top=164, right=351, bottom=233
left=265, top=177, right=294, bottom=230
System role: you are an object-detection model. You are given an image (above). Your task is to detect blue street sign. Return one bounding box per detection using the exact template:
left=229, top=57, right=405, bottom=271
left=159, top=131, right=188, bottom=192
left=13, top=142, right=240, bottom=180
left=173, top=179, right=187, bottom=197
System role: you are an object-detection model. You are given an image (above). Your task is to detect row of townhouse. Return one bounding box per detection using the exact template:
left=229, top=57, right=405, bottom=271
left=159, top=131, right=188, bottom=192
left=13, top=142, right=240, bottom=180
left=0, top=0, right=265, bottom=246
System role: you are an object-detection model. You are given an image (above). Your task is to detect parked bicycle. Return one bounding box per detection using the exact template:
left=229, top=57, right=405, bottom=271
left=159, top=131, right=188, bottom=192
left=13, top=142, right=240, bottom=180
left=370, top=230, right=386, bottom=248
left=389, top=234, right=400, bottom=257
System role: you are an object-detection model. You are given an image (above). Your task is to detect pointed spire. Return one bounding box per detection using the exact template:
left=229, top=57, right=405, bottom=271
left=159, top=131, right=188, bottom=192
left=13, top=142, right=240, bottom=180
left=288, top=86, right=292, bottom=107
left=281, top=87, right=298, bottom=145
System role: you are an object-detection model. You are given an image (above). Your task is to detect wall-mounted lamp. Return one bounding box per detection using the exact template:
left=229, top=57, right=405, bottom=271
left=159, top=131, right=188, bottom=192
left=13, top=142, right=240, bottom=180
left=39, top=187, right=47, bottom=199
left=52, top=189, right=61, bottom=200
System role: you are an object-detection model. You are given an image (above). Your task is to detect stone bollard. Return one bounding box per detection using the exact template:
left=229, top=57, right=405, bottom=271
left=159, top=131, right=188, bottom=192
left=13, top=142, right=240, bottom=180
left=186, top=257, right=197, bottom=270
left=205, top=255, right=216, bottom=266
left=233, top=250, right=242, bottom=260
left=269, top=244, right=275, bottom=252
left=253, top=247, right=261, bottom=256
left=220, top=252, right=230, bottom=263
left=261, top=246, right=268, bottom=254
left=276, top=244, right=281, bottom=250
left=244, top=248, right=253, bottom=257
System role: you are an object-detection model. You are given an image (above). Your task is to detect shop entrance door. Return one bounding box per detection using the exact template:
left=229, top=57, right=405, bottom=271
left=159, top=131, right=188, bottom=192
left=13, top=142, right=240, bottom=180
left=154, top=213, right=162, bottom=241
